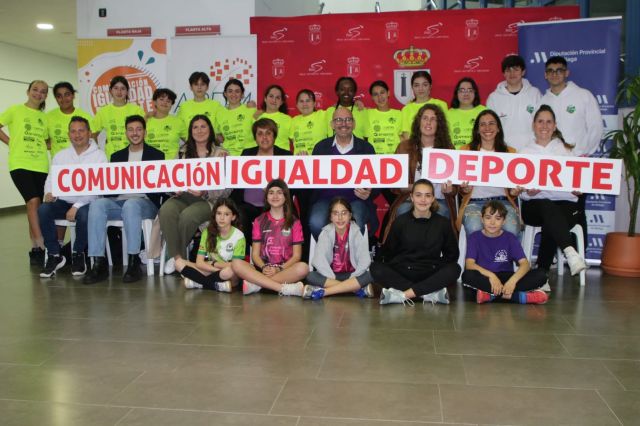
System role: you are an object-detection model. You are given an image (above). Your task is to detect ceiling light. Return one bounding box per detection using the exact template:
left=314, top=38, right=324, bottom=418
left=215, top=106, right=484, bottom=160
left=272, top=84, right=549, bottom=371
left=36, top=23, right=54, bottom=30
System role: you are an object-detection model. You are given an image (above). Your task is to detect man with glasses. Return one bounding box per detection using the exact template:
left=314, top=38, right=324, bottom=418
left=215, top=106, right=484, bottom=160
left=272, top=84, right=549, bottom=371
left=308, top=108, right=378, bottom=239
left=486, top=55, right=541, bottom=151
left=540, top=56, right=603, bottom=156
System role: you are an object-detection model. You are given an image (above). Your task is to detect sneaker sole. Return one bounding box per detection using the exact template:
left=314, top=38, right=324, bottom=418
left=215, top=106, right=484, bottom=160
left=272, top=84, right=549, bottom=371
left=40, top=258, right=67, bottom=278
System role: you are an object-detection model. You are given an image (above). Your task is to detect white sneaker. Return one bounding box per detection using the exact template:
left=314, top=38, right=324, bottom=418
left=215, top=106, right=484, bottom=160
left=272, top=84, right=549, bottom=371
left=242, top=280, right=261, bottom=295
left=164, top=257, right=176, bottom=275
left=563, top=247, right=587, bottom=276
left=379, top=288, right=414, bottom=306
left=279, top=281, right=304, bottom=297
left=215, top=280, right=232, bottom=293
left=539, top=280, right=551, bottom=292
left=183, top=278, right=203, bottom=289
left=422, top=287, right=450, bottom=305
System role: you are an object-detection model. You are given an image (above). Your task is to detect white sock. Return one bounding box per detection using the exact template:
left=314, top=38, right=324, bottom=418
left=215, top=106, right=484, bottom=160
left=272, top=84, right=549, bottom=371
left=563, top=246, right=578, bottom=257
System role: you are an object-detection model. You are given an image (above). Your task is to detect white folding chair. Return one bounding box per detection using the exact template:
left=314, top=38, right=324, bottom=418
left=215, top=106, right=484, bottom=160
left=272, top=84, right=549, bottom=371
left=106, top=219, right=155, bottom=276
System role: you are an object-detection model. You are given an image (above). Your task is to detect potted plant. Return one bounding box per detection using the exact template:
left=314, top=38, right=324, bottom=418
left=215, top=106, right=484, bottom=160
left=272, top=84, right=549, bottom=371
left=601, top=75, right=640, bottom=277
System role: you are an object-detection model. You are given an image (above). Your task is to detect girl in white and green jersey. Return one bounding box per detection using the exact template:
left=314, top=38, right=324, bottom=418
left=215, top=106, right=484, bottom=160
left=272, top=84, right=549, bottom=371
left=91, top=75, right=144, bottom=159
left=0, top=80, right=50, bottom=264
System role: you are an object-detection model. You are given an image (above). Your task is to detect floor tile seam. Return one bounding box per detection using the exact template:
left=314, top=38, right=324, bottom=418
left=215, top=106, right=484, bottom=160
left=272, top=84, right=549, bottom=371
left=433, top=330, right=577, bottom=337
left=41, top=316, right=202, bottom=326
left=601, top=363, right=629, bottom=391
left=105, top=370, right=148, bottom=405
left=113, top=407, right=135, bottom=426
left=437, top=383, right=444, bottom=422
left=272, top=377, right=449, bottom=386
left=458, top=353, right=640, bottom=362
left=554, top=331, right=640, bottom=338
left=302, top=327, right=317, bottom=350
left=434, top=351, right=574, bottom=358
left=279, top=414, right=477, bottom=424
left=314, top=348, right=329, bottom=379
left=594, top=389, right=625, bottom=426
left=267, top=377, right=289, bottom=415
left=438, top=383, right=614, bottom=392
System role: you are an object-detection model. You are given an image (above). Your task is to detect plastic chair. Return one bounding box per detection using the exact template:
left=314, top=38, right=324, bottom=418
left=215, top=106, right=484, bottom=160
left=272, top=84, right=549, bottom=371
left=105, top=219, right=155, bottom=276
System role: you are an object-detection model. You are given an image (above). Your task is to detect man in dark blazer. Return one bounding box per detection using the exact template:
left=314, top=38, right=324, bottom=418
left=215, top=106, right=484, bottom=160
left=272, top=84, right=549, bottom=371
left=84, top=115, right=165, bottom=284
left=309, top=108, right=379, bottom=239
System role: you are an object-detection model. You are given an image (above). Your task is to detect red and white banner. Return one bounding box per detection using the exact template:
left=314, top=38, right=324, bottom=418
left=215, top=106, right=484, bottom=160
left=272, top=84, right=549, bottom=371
left=226, top=155, right=408, bottom=188
left=52, top=158, right=225, bottom=196
left=250, top=6, right=579, bottom=112
left=422, top=150, right=622, bottom=195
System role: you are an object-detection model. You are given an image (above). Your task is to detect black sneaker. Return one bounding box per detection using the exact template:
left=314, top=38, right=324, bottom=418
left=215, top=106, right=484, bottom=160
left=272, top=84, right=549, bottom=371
left=83, top=257, right=109, bottom=285
left=71, top=252, right=87, bottom=276
left=122, top=254, right=142, bottom=283
left=40, top=255, right=66, bottom=278
left=29, top=247, right=45, bottom=266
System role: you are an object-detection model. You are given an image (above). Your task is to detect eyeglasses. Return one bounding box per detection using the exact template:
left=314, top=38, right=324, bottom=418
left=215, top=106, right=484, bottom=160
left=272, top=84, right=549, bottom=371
left=331, top=210, right=350, bottom=217
left=457, top=88, right=475, bottom=94
left=545, top=67, right=566, bottom=75
left=333, top=117, right=354, bottom=124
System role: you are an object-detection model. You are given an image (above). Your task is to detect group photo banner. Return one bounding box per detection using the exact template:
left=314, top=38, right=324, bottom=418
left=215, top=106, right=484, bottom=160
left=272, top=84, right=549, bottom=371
left=51, top=155, right=409, bottom=196
left=422, top=150, right=622, bottom=195
left=250, top=6, right=578, bottom=112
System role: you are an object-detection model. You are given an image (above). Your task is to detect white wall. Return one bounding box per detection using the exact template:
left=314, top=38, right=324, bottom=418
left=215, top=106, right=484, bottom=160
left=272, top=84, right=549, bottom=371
left=0, top=42, right=78, bottom=209
left=321, top=0, right=423, bottom=13
left=77, top=0, right=255, bottom=38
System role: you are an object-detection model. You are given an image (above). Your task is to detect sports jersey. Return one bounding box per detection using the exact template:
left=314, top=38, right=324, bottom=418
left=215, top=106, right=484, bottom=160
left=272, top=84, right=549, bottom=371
left=400, top=98, right=449, bottom=134
left=176, top=99, right=222, bottom=129
left=91, top=103, right=145, bottom=159
left=0, top=104, right=49, bottom=173
left=251, top=211, right=303, bottom=265
left=214, top=104, right=256, bottom=156
left=291, top=110, right=328, bottom=154
left=258, top=111, right=292, bottom=151
left=446, top=105, right=487, bottom=149
left=197, top=226, right=246, bottom=263
left=146, top=114, right=186, bottom=159
left=364, top=108, right=403, bottom=154
left=46, top=107, right=93, bottom=157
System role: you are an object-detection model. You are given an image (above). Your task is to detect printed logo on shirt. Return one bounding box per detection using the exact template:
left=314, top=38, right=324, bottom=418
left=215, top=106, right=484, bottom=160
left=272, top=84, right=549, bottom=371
left=494, top=249, right=509, bottom=263
left=566, top=105, right=576, bottom=114
left=281, top=228, right=291, bottom=237
left=526, top=105, right=534, bottom=114
left=226, top=242, right=233, bottom=251
left=238, top=114, right=246, bottom=122
left=306, top=121, right=314, bottom=129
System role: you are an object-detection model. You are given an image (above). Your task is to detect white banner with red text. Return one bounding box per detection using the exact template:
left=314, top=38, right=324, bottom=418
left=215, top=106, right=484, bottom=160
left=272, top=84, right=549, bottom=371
left=51, top=155, right=409, bottom=196
left=422, top=149, right=622, bottom=195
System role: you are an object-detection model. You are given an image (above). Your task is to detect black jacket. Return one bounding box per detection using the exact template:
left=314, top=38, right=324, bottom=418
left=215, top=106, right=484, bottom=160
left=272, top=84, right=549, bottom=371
left=110, top=143, right=165, bottom=208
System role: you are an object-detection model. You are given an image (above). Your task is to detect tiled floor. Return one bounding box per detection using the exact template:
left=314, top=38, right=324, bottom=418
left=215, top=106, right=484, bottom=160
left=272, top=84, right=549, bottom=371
left=1, top=210, right=639, bottom=425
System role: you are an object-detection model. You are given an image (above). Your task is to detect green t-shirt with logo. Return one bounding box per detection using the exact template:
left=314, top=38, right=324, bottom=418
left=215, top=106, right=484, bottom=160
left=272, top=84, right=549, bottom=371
left=46, top=107, right=93, bottom=158
left=325, top=105, right=368, bottom=140
left=214, top=105, right=256, bottom=156
left=365, top=108, right=403, bottom=154
left=446, top=105, right=487, bottom=149
left=198, top=226, right=246, bottom=263
left=259, top=111, right=292, bottom=152
left=291, top=110, right=328, bottom=154
left=0, top=104, right=49, bottom=173
left=91, top=103, right=145, bottom=159
left=400, top=98, right=449, bottom=135
left=146, top=115, right=186, bottom=159
left=177, top=99, right=222, bottom=130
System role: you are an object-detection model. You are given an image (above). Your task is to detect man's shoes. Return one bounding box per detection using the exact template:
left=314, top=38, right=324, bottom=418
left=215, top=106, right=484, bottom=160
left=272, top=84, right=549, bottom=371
left=40, top=254, right=66, bottom=278
left=83, top=257, right=109, bottom=284
left=122, top=254, right=142, bottom=283
left=71, top=252, right=87, bottom=276
left=29, top=247, right=45, bottom=266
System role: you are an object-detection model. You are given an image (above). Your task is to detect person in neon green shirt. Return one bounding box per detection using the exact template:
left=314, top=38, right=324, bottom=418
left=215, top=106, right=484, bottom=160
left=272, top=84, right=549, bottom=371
left=0, top=80, right=50, bottom=264
left=401, top=70, right=448, bottom=140
left=446, top=77, right=487, bottom=149
left=324, top=76, right=368, bottom=139
left=91, top=75, right=145, bottom=159
left=291, top=89, right=327, bottom=154
left=47, top=82, right=93, bottom=158
left=176, top=71, right=223, bottom=131
left=214, top=79, right=256, bottom=156
left=366, top=80, right=402, bottom=154
left=255, top=84, right=292, bottom=152
left=146, top=88, right=186, bottom=159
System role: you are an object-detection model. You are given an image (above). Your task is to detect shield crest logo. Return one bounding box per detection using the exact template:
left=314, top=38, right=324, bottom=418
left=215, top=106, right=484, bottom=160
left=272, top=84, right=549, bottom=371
left=272, top=59, right=285, bottom=79
left=394, top=69, right=423, bottom=105
left=385, top=22, right=399, bottom=43
left=347, top=57, right=361, bottom=77
left=308, top=24, right=321, bottom=45
left=465, top=19, right=479, bottom=41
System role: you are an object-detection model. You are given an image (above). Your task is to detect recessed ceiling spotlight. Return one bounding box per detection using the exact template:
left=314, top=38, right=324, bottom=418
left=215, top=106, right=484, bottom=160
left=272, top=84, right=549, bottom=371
left=36, top=23, right=54, bottom=30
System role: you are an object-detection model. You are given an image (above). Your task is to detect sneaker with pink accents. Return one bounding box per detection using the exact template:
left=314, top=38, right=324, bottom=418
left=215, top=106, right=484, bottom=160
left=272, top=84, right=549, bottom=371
left=242, top=280, right=261, bottom=295
left=522, top=289, right=549, bottom=305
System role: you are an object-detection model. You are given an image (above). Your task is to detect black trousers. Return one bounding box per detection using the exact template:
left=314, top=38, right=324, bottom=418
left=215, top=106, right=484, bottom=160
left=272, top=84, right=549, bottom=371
left=181, top=265, right=221, bottom=290
left=370, top=261, right=461, bottom=297
left=521, top=199, right=582, bottom=270
left=461, top=269, right=547, bottom=294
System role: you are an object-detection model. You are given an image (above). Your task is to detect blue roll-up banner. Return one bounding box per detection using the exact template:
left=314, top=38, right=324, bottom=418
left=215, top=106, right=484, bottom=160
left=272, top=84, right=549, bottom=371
left=519, top=17, right=622, bottom=264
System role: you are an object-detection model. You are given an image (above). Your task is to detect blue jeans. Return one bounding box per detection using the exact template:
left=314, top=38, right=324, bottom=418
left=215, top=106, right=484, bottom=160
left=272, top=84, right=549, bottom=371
left=38, top=199, right=89, bottom=255
left=396, top=198, right=450, bottom=218
left=309, top=198, right=370, bottom=239
left=88, top=198, right=157, bottom=257
left=462, top=200, right=520, bottom=237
